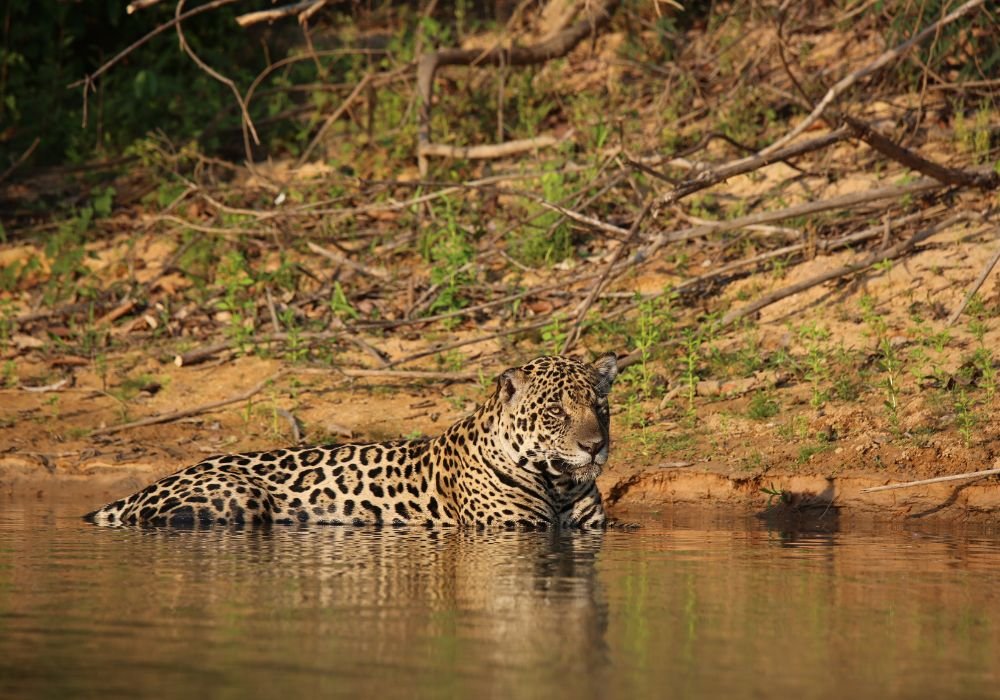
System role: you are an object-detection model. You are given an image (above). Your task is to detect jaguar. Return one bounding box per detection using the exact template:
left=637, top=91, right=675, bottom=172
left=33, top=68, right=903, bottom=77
left=84, top=353, right=619, bottom=528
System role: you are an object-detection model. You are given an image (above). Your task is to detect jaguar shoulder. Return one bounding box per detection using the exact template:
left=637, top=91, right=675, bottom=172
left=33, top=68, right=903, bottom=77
left=85, top=353, right=619, bottom=529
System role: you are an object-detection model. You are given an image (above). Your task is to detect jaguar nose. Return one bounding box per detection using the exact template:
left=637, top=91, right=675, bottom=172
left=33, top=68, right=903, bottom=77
left=578, top=437, right=606, bottom=457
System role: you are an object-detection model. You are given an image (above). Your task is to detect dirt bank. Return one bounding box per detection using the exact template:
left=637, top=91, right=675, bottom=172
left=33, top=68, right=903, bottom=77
left=2, top=351, right=998, bottom=524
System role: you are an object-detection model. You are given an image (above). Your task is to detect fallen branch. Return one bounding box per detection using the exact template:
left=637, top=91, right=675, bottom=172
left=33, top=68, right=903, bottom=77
left=720, top=213, right=971, bottom=327
left=416, top=0, right=620, bottom=174
left=643, top=176, right=947, bottom=256
left=534, top=197, right=631, bottom=238
left=419, top=135, right=562, bottom=160
left=845, top=115, right=999, bottom=189
left=386, top=317, right=555, bottom=368
left=947, top=232, right=1000, bottom=326
left=306, top=240, right=389, bottom=280
left=96, top=298, right=138, bottom=326
left=562, top=198, right=655, bottom=353
left=0, top=136, right=40, bottom=186
left=173, top=331, right=349, bottom=367
left=861, top=467, right=1000, bottom=493
left=91, top=370, right=289, bottom=436
left=340, top=368, right=479, bottom=381
left=660, top=127, right=851, bottom=205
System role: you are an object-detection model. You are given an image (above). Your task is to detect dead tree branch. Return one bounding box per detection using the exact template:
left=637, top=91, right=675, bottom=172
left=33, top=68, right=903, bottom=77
left=562, top=198, right=656, bottom=353
left=845, top=115, right=1000, bottom=189
left=235, top=1, right=325, bottom=28
left=175, top=0, right=260, bottom=145
left=757, top=0, right=988, bottom=158
left=91, top=370, right=289, bottom=436
left=660, top=127, right=851, bottom=205
left=643, top=177, right=948, bottom=257
left=69, top=0, right=242, bottom=90
left=416, top=0, right=621, bottom=174
left=0, top=136, right=40, bottom=185
left=419, top=134, right=564, bottom=160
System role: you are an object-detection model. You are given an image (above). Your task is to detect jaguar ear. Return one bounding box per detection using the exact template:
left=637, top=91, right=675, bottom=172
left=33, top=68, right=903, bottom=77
left=497, top=367, right=526, bottom=404
left=593, top=353, right=618, bottom=396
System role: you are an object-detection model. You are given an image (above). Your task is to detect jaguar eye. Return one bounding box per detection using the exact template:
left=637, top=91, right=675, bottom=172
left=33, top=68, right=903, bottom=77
left=547, top=405, right=567, bottom=419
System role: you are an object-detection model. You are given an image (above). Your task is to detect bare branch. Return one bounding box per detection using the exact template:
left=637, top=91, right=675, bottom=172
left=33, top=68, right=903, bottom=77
left=235, top=1, right=324, bottom=28
left=845, top=115, right=999, bottom=189
left=91, top=371, right=290, bottom=436
left=947, top=233, right=1000, bottom=326
left=69, top=0, right=242, bottom=90
left=419, top=134, right=563, bottom=160
left=175, top=0, right=260, bottom=145
left=127, top=0, right=166, bottom=13
left=861, top=466, right=1000, bottom=493
left=416, top=0, right=621, bottom=174
left=755, top=0, right=988, bottom=158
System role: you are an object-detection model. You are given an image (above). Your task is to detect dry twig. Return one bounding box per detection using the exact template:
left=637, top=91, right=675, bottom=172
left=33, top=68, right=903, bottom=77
left=861, top=467, right=1000, bottom=493
left=235, top=1, right=325, bottom=27
left=306, top=241, right=390, bottom=280
left=0, top=137, right=41, bottom=185
left=947, top=232, right=1000, bottom=326
left=91, top=370, right=289, bottom=436
left=756, top=0, right=988, bottom=158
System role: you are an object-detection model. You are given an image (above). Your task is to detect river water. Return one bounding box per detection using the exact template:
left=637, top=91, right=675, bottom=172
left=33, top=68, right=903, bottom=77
left=1, top=497, right=999, bottom=699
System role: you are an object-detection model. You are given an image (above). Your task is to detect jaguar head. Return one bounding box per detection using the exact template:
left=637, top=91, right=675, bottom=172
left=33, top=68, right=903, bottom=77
left=493, top=353, right=618, bottom=482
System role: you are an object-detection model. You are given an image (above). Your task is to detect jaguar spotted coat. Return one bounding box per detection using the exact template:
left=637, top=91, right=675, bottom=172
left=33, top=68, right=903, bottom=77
left=85, top=354, right=618, bottom=528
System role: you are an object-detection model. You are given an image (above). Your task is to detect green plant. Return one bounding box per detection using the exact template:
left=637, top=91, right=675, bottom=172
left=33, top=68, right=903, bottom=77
left=329, top=282, right=359, bottom=321
left=507, top=171, right=574, bottom=267
left=954, top=103, right=994, bottom=165
left=966, top=296, right=996, bottom=399
left=280, top=308, right=308, bottom=363
left=2, top=360, right=17, bottom=389
left=541, top=314, right=568, bottom=354
left=628, top=290, right=677, bottom=397
left=736, top=328, right=765, bottom=375
left=797, top=322, right=831, bottom=409
left=679, top=327, right=702, bottom=421
left=761, top=483, right=787, bottom=506
left=797, top=442, right=831, bottom=464
left=861, top=295, right=902, bottom=433
left=0, top=300, right=15, bottom=352
left=418, top=200, right=476, bottom=314
left=777, top=414, right=810, bottom=440
left=739, top=451, right=765, bottom=472
left=747, top=390, right=779, bottom=420
left=216, top=251, right=258, bottom=354
left=437, top=350, right=465, bottom=372
left=954, top=389, right=977, bottom=448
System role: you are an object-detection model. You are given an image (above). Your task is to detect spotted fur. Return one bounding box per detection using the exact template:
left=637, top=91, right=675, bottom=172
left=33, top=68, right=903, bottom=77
left=85, top=354, right=619, bottom=529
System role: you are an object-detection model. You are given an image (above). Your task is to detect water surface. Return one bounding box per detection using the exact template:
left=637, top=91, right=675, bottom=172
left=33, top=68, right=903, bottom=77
left=1, top=498, right=999, bottom=699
